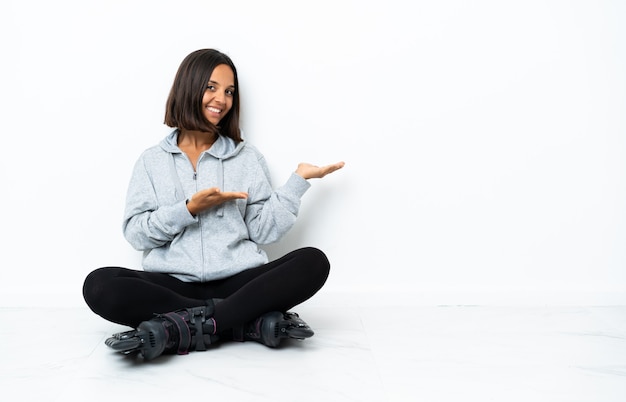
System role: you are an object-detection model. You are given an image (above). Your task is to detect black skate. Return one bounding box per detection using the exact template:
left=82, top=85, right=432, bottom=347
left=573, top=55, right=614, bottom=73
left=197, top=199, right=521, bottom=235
left=242, top=311, right=314, bottom=348
left=105, top=304, right=217, bottom=361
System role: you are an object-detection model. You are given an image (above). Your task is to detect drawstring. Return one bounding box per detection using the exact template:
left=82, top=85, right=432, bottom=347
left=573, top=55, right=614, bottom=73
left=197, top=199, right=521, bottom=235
left=216, top=158, right=225, bottom=217
left=168, top=153, right=186, bottom=202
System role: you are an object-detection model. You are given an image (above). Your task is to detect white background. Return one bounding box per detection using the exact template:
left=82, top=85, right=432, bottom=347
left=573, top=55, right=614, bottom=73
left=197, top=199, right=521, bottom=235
left=1, top=0, right=624, bottom=306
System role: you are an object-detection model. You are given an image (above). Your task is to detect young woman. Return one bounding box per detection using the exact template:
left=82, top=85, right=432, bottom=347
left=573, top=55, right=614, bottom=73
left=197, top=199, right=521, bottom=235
left=82, top=48, right=344, bottom=361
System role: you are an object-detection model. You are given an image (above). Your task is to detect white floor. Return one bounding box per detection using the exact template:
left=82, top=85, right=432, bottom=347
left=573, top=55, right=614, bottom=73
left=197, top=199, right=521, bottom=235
left=2, top=295, right=626, bottom=402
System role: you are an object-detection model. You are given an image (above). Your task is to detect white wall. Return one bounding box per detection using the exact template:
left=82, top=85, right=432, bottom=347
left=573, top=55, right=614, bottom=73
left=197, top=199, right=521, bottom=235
left=1, top=0, right=624, bottom=306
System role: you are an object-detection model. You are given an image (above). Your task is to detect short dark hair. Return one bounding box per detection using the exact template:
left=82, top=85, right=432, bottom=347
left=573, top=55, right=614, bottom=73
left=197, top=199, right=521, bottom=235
left=164, top=49, right=242, bottom=143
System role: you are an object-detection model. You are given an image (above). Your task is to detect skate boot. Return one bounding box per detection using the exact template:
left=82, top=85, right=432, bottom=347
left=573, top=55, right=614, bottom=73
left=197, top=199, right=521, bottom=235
left=105, top=303, right=218, bottom=361
left=235, top=311, right=314, bottom=348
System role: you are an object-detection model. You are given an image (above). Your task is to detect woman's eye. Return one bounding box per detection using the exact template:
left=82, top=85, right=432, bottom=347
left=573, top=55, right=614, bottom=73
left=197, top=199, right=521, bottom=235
left=206, top=85, right=215, bottom=91
left=226, top=89, right=235, bottom=96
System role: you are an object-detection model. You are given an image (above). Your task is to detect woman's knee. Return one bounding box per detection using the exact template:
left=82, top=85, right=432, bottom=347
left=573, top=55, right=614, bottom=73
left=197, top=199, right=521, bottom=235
left=82, top=267, right=119, bottom=311
left=299, top=247, right=331, bottom=281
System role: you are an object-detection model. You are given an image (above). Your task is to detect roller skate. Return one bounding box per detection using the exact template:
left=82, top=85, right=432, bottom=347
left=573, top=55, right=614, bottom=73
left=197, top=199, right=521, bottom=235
left=105, top=303, right=218, bottom=361
left=237, top=311, right=315, bottom=348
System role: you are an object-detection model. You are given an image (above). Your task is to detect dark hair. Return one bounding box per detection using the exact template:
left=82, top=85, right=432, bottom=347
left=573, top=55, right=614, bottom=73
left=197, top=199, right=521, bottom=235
left=164, top=49, right=242, bottom=143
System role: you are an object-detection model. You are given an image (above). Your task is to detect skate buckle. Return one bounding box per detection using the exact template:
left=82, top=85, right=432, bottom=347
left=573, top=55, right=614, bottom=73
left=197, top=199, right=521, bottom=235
left=189, top=307, right=206, bottom=324
left=188, top=306, right=208, bottom=352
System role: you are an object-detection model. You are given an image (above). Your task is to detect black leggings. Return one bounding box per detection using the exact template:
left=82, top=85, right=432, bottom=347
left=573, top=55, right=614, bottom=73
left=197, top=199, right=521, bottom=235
left=82, top=247, right=330, bottom=333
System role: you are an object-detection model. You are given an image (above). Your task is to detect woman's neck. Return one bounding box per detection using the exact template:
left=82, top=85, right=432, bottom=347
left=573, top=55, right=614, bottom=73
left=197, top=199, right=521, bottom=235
left=178, top=129, right=217, bottom=150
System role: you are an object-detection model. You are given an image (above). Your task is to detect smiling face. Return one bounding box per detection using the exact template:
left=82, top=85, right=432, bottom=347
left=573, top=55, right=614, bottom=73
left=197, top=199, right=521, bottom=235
left=203, top=64, right=235, bottom=126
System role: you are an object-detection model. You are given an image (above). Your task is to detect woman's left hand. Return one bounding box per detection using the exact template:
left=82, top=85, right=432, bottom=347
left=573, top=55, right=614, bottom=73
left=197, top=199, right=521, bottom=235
left=295, top=161, right=345, bottom=180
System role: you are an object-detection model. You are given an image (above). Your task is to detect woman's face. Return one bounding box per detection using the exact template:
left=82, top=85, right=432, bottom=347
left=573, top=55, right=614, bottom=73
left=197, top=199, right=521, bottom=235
left=203, top=64, right=235, bottom=126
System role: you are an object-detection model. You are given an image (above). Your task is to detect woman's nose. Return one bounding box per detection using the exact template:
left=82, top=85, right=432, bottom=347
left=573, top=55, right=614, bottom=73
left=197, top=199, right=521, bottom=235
left=214, top=91, right=226, bottom=104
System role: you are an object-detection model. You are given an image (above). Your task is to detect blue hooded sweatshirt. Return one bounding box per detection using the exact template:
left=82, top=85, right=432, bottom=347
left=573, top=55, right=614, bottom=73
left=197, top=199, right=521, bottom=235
left=122, top=130, right=310, bottom=282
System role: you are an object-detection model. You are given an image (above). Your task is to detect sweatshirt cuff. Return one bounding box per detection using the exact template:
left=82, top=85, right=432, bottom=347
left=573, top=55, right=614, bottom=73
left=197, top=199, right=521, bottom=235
left=285, top=172, right=311, bottom=198
left=162, top=199, right=198, bottom=232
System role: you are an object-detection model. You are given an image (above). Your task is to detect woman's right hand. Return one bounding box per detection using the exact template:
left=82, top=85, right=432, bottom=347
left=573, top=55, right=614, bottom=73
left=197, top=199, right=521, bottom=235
left=186, top=187, right=248, bottom=216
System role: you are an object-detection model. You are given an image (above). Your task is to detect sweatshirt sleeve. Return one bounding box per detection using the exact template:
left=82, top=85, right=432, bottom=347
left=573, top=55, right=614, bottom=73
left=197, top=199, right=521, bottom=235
left=244, top=155, right=311, bottom=244
left=121, top=155, right=197, bottom=251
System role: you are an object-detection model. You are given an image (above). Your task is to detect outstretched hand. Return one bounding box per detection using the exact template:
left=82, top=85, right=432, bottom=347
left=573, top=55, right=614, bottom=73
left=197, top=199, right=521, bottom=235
left=187, top=187, right=248, bottom=216
left=295, top=161, right=345, bottom=180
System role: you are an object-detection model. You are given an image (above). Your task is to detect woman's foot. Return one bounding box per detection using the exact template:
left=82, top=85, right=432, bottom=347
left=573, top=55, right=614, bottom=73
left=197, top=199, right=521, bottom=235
left=240, top=311, right=314, bottom=347
left=105, top=304, right=217, bottom=360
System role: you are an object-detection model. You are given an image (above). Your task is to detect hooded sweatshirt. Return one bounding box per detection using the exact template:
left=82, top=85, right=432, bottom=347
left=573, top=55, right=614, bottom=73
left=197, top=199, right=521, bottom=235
left=122, top=130, right=311, bottom=282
